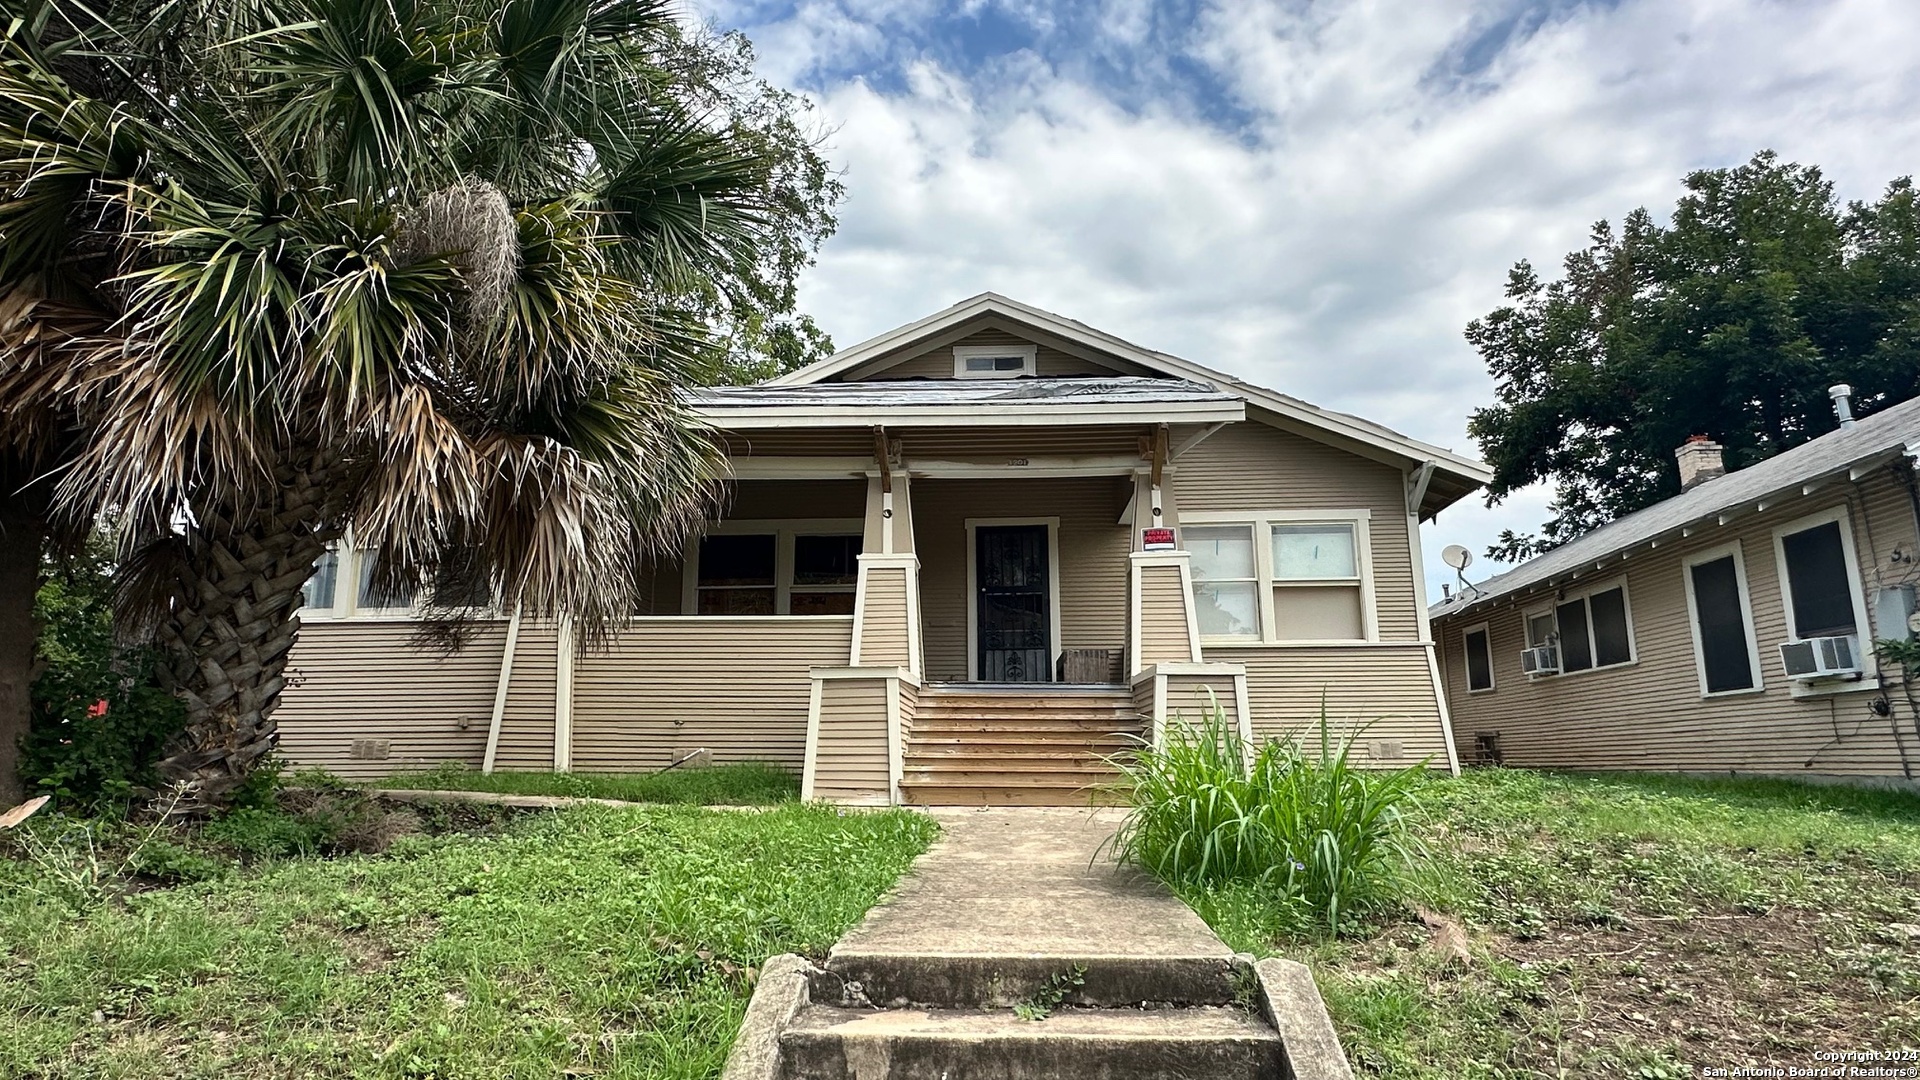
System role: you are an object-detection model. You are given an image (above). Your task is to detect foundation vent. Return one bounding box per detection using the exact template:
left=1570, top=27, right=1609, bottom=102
left=348, top=739, right=392, bottom=761
left=1368, top=740, right=1405, bottom=761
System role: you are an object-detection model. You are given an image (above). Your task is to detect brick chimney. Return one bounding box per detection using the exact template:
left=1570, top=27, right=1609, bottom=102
left=1676, top=435, right=1726, bottom=492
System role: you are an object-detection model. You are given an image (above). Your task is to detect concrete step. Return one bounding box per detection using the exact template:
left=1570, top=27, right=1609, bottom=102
left=779, top=1004, right=1281, bottom=1080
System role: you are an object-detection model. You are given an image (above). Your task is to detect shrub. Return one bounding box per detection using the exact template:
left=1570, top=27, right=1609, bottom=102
left=20, top=542, right=185, bottom=812
left=201, top=806, right=332, bottom=859
left=1109, top=694, right=1428, bottom=933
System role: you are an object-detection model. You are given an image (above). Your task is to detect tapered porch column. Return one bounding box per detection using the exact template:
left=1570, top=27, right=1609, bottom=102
left=804, top=431, right=921, bottom=805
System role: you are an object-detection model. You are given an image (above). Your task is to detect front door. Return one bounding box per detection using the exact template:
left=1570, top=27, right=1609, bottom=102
left=975, top=524, right=1052, bottom=682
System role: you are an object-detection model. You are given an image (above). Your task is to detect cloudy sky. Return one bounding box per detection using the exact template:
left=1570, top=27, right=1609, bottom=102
left=691, top=0, right=1920, bottom=599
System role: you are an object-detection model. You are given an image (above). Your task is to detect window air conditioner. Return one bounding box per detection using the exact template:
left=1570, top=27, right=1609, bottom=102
left=1520, top=646, right=1560, bottom=675
left=1779, top=635, right=1863, bottom=680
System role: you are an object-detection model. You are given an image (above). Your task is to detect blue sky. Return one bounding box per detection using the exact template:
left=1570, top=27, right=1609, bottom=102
left=693, top=0, right=1920, bottom=599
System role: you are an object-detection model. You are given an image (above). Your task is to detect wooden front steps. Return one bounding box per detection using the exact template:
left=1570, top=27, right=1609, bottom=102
left=901, top=684, right=1145, bottom=806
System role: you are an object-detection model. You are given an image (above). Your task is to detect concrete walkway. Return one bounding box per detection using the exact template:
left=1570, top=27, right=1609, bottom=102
left=826, top=807, right=1240, bottom=1008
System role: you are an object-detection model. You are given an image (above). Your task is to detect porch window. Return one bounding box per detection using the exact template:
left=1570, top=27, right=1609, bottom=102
left=1183, top=511, right=1376, bottom=643
left=790, top=534, right=859, bottom=615
left=697, top=534, right=777, bottom=614
left=692, top=526, right=863, bottom=615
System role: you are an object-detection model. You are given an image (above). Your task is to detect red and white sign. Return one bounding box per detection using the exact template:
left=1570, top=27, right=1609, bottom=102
left=1141, top=527, right=1176, bottom=551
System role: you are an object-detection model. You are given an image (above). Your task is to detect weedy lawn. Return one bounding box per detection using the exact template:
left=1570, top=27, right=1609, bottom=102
left=1186, top=769, right=1920, bottom=1078
left=1, top=802, right=933, bottom=1079
left=376, top=761, right=802, bottom=806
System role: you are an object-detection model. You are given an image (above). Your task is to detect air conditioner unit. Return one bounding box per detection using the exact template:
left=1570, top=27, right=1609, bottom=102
left=1520, top=645, right=1560, bottom=675
left=1779, top=635, right=1863, bottom=680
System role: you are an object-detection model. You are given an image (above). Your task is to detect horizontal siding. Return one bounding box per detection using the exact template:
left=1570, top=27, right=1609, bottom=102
left=492, top=623, right=559, bottom=771
left=1175, top=422, right=1422, bottom=643
left=1438, top=472, right=1917, bottom=778
left=571, top=618, right=851, bottom=773
left=865, top=328, right=1126, bottom=379
left=1236, top=645, right=1450, bottom=768
left=812, top=677, right=892, bottom=801
left=278, top=621, right=506, bottom=779
left=912, top=476, right=1133, bottom=681
left=1163, top=674, right=1237, bottom=730
left=857, top=566, right=912, bottom=666
left=1139, top=563, right=1195, bottom=665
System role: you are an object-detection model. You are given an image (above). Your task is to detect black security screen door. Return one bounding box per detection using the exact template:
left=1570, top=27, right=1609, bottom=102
left=976, top=525, right=1052, bottom=682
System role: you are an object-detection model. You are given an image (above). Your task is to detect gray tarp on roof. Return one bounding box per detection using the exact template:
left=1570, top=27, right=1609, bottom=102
left=1432, top=394, right=1920, bottom=619
left=684, top=375, right=1239, bottom=409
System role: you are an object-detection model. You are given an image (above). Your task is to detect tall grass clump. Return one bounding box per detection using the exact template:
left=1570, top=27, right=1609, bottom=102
left=1109, top=695, right=1428, bottom=933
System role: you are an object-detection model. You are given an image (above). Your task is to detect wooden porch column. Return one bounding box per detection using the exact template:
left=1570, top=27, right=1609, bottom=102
left=852, top=431, right=922, bottom=677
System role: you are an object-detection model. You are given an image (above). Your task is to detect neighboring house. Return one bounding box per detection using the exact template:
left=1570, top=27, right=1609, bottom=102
left=275, top=293, right=1491, bottom=803
left=1432, top=390, right=1920, bottom=785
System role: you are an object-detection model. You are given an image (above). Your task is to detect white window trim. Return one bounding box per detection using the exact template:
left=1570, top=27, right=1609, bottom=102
left=1521, top=576, right=1637, bottom=677
left=965, top=517, right=1064, bottom=682
left=1179, top=509, right=1377, bottom=646
left=302, top=542, right=434, bottom=622
left=1770, top=505, right=1878, bottom=693
left=682, top=518, right=864, bottom=616
left=1680, top=541, right=1766, bottom=699
left=1460, top=621, right=1495, bottom=694
left=952, top=343, right=1037, bottom=379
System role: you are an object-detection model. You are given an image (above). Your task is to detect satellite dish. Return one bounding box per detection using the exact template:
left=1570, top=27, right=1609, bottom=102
left=1441, top=544, right=1473, bottom=571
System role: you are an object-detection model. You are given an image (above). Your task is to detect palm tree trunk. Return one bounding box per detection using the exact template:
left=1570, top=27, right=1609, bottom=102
left=0, top=463, right=50, bottom=808
left=156, top=452, right=345, bottom=808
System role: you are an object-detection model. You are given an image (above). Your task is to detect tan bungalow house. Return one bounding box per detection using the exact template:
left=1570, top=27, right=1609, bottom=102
left=274, top=294, right=1491, bottom=804
left=1432, top=389, right=1920, bottom=785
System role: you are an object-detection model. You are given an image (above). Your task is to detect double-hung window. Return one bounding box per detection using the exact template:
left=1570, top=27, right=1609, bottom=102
left=1523, top=580, right=1634, bottom=675
left=1184, top=511, right=1375, bottom=643
left=1682, top=542, right=1762, bottom=695
left=1773, top=511, right=1868, bottom=643
left=689, top=521, right=862, bottom=616
left=1462, top=623, right=1494, bottom=692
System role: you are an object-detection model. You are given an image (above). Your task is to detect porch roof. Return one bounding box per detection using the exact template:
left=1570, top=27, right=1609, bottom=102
left=684, top=376, right=1246, bottom=429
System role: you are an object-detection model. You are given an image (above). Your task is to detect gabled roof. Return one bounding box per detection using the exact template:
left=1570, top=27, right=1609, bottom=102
left=768, top=292, right=1492, bottom=514
left=1432, top=394, right=1920, bottom=620
left=686, top=376, right=1243, bottom=428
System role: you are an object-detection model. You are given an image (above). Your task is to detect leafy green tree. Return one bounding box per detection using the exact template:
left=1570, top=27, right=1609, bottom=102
left=1467, top=151, right=1920, bottom=560
left=0, top=0, right=839, bottom=806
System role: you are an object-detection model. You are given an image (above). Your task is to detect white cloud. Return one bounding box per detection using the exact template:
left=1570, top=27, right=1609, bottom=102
left=698, top=0, right=1920, bottom=598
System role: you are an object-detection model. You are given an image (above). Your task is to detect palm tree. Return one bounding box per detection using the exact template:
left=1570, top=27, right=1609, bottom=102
left=0, top=0, right=836, bottom=806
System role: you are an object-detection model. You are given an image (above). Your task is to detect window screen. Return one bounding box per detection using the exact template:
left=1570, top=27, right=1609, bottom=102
left=1555, top=597, right=1593, bottom=672
left=1464, top=628, right=1493, bottom=691
left=1272, top=524, right=1357, bottom=579
left=1780, top=521, right=1858, bottom=637
left=1689, top=555, right=1756, bottom=693
left=1588, top=587, right=1632, bottom=667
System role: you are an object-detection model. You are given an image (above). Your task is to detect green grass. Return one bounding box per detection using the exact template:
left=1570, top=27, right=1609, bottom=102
left=1178, top=768, right=1920, bottom=1078
left=377, top=761, right=802, bottom=806
left=0, top=803, right=934, bottom=1079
